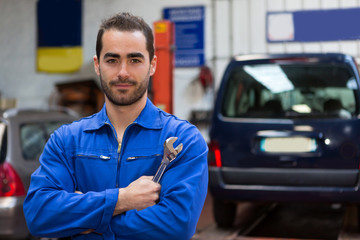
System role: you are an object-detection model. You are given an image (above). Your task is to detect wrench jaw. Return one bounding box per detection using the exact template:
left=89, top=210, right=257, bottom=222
left=165, top=144, right=183, bottom=161
left=164, top=137, right=177, bottom=155
left=153, top=137, right=184, bottom=183
left=174, top=143, right=183, bottom=155
left=163, top=137, right=183, bottom=161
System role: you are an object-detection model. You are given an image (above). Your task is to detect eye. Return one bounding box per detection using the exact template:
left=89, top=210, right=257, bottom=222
left=130, top=58, right=142, bottom=64
left=106, top=59, right=118, bottom=64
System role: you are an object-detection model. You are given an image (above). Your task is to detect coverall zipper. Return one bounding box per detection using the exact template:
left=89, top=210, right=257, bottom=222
left=105, top=122, right=133, bottom=188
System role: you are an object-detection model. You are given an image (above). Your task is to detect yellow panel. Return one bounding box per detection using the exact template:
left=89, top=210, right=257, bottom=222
left=37, top=47, right=83, bottom=73
left=155, top=22, right=167, bottom=33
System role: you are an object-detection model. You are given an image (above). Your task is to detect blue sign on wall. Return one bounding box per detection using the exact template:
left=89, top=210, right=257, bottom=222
left=163, top=6, right=205, bottom=67
left=267, top=8, right=360, bottom=43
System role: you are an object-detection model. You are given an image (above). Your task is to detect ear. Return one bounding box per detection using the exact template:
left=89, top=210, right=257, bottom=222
left=149, top=55, right=157, bottom=76
left=93, top=55, right=100, bottom=76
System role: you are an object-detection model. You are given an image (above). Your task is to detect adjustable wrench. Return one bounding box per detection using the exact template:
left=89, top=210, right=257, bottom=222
left=152, top=137, right=183, bottom=183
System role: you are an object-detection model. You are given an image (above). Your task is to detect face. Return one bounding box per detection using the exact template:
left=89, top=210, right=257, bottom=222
left=94, top=30, right=156, bottom=106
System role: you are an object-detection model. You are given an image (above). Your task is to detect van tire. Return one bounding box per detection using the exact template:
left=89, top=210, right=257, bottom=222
left=213, top=199, right=237, bottom=228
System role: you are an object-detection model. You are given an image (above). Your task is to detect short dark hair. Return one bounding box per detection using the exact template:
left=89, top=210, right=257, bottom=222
left=96, top=12, right=154, bottom=62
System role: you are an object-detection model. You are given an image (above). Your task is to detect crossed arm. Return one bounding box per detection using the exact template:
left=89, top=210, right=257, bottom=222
left=23, top=129, right=208, bottom=239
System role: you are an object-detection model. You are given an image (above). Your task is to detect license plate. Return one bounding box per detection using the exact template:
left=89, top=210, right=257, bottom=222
left=260, top=137, right=317, bottom=153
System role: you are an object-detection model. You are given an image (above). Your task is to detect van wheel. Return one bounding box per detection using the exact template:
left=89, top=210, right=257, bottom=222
left=357, top=204, right=360, bottom=229
left=213, top=199, right=237, bottom=228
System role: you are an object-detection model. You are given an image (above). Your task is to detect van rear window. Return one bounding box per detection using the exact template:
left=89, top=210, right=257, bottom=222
left=221, top=63, right=358, bottom=119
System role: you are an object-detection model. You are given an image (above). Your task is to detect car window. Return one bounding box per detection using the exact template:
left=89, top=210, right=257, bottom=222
left=0, top=122, right=7, bottom=163
left=45, top=122, right=66, bottom=134
left=21, top=124, right=46, bottom=160
left=222, top=63, right=358, bottom=119
left=20, top=121, right=66, bottom=161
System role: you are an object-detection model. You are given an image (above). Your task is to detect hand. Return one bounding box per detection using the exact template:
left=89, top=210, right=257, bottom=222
left=113, top=176, right=161, bottom=216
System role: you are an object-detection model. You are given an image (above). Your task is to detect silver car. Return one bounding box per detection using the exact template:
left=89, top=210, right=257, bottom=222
left=0, top=107, right=78, bottom=239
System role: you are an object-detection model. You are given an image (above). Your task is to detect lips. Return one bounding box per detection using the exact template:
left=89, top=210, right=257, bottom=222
left=115, top=83, right=133, bottom=88
left=111, top=80, right=136, bottom=89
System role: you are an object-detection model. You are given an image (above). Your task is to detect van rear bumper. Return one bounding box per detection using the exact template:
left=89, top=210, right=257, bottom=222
left=209, top=166, right=360, bottom=203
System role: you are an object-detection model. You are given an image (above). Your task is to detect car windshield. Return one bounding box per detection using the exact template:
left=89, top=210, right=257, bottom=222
left=222, top=63, right=358, bottom=119
left=21, top=121, right=66, bottom=160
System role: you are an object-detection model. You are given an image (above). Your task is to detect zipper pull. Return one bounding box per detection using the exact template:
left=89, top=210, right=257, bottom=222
left=118, top=143, right=121, bottom=153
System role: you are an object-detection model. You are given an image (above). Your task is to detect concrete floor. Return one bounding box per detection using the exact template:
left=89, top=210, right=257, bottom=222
left=193, top=192, right=360, bottom=240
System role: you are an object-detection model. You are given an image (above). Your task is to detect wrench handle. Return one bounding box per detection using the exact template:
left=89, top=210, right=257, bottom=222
left=152, top=161, right=169, bottom=183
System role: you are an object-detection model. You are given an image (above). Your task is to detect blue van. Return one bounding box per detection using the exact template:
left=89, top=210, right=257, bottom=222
left=208, top=53, right=360, bottom=227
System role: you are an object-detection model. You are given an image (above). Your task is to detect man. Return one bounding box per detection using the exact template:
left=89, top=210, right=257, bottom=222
left=24, top=12, right=208, bottom=240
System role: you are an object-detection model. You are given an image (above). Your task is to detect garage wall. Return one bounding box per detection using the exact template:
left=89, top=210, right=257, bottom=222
left=212, top=0, right=360, bottom=89
left=0, top=0, right=96, bottom=108
left=0, top=0, right=213, bottom=121
left=1, top=0, right=360, bottom=125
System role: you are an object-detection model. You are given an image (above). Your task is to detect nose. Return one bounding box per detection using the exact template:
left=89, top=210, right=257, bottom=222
left=117, top=62, right=130, bottom=79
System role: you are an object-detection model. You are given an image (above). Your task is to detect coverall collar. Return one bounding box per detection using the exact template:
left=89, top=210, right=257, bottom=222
left=84, top=98, right=163, bottom=131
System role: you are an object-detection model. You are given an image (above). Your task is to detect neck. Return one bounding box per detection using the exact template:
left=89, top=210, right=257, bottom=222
left=106, top=95, right=147, bottom=142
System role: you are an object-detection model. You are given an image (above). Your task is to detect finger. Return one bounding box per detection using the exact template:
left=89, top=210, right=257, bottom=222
left=141, top=176, right=153, bottom=180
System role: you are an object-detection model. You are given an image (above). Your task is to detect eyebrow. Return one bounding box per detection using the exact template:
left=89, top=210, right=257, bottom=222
left=103, top=52, right=145, bottom=60
left=127, top=52, right=145, bottom=59
left=103, top=52, right=120, bottom=59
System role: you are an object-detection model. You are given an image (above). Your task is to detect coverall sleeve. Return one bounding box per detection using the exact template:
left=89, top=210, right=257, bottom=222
left=110, top=127, right=209, bottom=240
left=23, top=129, right=119, bottom=238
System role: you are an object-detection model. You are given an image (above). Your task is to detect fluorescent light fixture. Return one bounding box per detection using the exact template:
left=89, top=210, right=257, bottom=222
left=244, top=65, right=294, bottom=93
left=292, top=104, right=311, bottom=113
left=346, top=77, right=358, bottom=90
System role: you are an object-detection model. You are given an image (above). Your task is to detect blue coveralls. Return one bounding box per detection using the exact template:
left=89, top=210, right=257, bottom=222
left=23, top=99, right=208, bottom=240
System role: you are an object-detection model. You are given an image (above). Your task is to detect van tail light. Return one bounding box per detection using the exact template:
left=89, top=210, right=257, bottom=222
left=0, top=162, right=25, bottom=197
left=208, top=140, right=222, bottom=167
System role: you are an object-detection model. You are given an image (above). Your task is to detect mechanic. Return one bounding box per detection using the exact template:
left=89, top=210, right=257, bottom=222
left=23, top=12, right=208, bottom=240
